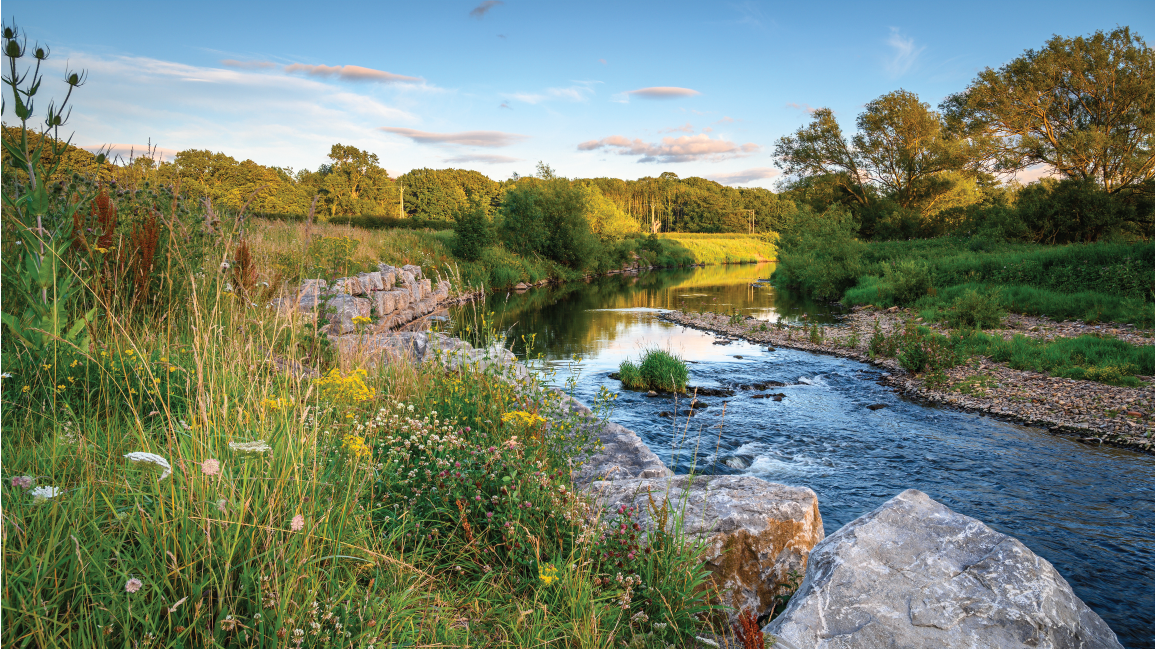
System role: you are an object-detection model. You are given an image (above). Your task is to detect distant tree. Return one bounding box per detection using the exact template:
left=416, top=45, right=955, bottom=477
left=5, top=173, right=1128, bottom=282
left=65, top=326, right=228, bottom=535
left=452, top=201, right=493, bottom=261
left=942, top=27, right=1154, bottom=196
left=775, top=91, right=982, bottom=222
left=498, top=179, right=599, bottom=268
left=322, top=144, right=394, bottom=218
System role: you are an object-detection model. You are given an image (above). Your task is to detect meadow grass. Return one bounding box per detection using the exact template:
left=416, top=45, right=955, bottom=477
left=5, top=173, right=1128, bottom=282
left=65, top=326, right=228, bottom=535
left=659, top=234, right=776, bottom=265
left=2, top=200, right=725, bottom=648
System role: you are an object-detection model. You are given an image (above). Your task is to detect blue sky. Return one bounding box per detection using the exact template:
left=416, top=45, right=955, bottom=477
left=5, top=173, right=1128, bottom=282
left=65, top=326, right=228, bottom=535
left=4, top=0, right=1152, bottom=188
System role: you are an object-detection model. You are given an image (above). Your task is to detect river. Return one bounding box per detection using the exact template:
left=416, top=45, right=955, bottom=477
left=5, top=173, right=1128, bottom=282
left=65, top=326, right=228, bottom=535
left=449, top=263, right=1154, bottom=648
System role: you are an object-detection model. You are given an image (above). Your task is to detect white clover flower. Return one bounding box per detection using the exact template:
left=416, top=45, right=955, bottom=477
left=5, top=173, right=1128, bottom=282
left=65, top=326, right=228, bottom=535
left=30, top=486, right=61, bottom=500
left=229, top=440, right=272, bottom=454
left=124, top=452, right=173, bottom=480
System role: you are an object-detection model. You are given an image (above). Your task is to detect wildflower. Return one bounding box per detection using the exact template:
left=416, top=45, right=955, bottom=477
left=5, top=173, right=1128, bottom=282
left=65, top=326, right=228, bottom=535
left=538, top=563, right=558, bottom=586
left=30, top=486, right=62, bottom=500
left=0, top=372, right=11, bottom=379
left=631, top=610, right=648, bottom=623
left=291, top=514, right=305, bottom=531
left=125, top=578, right=143, bottom=593
left=652, top=622, right=668, bottom=631
left=201, top=459, right=221, bottom=476
left=217, top=499, right=228, bottom=513
left=221, top=615, right=238, bottom=631
left=124, top=452, right=173, bottom=480
left=229, top=440, right=272, bottom=454
left=10, top=476, right=32, bottom=489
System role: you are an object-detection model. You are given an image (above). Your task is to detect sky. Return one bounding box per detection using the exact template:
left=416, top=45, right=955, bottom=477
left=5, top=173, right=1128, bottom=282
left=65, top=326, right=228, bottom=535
left=3, top=1, right=1152, bottom=188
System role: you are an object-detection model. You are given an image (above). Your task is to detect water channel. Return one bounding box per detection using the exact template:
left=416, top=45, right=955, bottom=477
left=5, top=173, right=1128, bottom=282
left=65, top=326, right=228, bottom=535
left=450, top=263, right=1154, bottom=647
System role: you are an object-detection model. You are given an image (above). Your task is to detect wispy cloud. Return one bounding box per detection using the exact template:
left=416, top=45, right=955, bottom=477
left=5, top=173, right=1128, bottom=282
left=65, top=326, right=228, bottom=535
left=715, top=116, right=735, bottom=124
left=499, top=101, right=512, bottom=109
left=622, top=86, right=701, bottom=100
left=884, top=27, right=924, bottom=77
left=577, top=133, right=758, bottom=163
left=379, top=127, right=528, bottom=147
left=285, top=63, right=422, bottom=84
left=706, top=167, right=779, bottom=185
left=470, top=1, right=503, bottom=19
left=785, top=102, right=817, bottom=114
left=659, top=123, right=694, bottom=133
left=444, top=153, right=521, bottom=164
left=509, top=81, right=598, bottom=105
left=598, top=58, right=607, bottom=65
left=220, top=59, right=277, bottom=70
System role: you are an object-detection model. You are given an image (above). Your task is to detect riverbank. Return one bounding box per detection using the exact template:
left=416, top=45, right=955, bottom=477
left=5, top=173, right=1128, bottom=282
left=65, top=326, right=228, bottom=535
left=661, top=308, right=1155, bottom=452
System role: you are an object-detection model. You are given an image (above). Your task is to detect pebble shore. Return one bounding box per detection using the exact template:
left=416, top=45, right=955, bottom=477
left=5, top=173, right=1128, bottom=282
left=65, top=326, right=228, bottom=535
left=660, top=308, right=1155, bottom=453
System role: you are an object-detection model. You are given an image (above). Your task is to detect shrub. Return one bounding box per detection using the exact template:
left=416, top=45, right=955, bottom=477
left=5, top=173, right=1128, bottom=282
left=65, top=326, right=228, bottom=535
left=884, top=259, right=934, bottom=305
left=773, top=205, right=864, bottom=299
left=452, top=203, right=493, bottom=262
left=945, top=287, right=1006, bottom=329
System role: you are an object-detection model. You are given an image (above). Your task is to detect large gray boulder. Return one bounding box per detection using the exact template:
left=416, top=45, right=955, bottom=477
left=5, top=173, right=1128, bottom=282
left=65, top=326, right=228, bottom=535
left=324, top=294, right=371, bottom=334
left=590, top=475, right=824, bottom=623
left=765, top=489, right=1121, bottom=649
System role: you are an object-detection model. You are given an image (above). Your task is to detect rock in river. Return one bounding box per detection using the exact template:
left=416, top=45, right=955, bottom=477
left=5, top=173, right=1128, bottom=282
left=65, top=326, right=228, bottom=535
left=590, top=475, right=824, bottom=625
left=764, top=489, right=1121, bottom=648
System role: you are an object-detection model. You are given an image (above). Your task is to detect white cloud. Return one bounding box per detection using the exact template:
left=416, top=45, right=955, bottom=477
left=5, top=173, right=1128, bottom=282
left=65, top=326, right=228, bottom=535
left=706, top=167, right=780, bottom=185
left=623, top=86, right=701, bottom=100
left=82, top=144, right=181, bottom=163
left=284, top=63, right=422, bottom=84
left=444, top=153, right=521, bottom=164
left=884, top=27, right=924, bottom=77
left=379, top=127, right=528, bottom=147
left=509, top=81, right=598, bottom=105
left=3, top=50, right=424, bottom=171
left=577, top=133, right=758, bottom=163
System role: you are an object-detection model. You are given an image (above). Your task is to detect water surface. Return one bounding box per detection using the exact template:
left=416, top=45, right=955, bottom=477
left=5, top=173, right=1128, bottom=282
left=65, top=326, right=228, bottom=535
left=451, top=264, right=1155, bottom=647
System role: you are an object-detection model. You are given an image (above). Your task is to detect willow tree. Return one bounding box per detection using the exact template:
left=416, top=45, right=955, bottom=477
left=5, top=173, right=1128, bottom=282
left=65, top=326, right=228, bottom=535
left=942, top=27, right=1154, bottom=196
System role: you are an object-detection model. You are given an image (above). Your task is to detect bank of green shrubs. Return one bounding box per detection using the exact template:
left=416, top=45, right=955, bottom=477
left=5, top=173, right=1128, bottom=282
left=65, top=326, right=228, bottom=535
left=619, top=349, right=690, bottom=393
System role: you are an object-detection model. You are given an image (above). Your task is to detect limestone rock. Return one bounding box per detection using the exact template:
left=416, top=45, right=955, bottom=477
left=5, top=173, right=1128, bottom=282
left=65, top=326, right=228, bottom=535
left=389, top=289, right=411, bottom=312
left=420, top=278, right=432, bottom=300
left=375, top=291, right=397, bottom=316
left=435, top=280, right=451, bottom=300
left=324, top=294, right=372, bottom=334
left=360, top=271, right=384, bottom=292
left=567, top=397, right=671, bottom=484
left=590, top=475, right=823, bottom=623
left=765, top=489, right=1121, bottom=649
left=402, top=264, right=422, bottom=279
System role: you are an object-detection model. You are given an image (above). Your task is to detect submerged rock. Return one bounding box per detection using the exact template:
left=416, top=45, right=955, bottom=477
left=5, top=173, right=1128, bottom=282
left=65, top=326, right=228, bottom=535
left=590, top=475, right=824, bottom=625
left=765, top=489, right=1121, bottom=649
left=867, top=403, right=889, bottom=410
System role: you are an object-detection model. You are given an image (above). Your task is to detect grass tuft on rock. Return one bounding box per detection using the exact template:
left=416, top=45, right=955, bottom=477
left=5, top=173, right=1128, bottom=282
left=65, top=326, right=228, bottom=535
left=618, top=349, right=690, bottom=393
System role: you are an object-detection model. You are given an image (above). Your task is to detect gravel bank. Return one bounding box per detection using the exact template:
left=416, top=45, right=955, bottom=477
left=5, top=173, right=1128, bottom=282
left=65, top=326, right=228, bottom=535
left=661, top=308, right=1154, bottom=453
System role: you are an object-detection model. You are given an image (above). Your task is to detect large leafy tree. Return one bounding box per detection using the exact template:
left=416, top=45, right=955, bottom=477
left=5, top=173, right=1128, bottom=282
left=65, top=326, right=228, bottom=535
left=322, top=143, right=395, bottom=218
left=942, top=27, right=1154, bottom=195
left=774, top=91, right=982, bottom=220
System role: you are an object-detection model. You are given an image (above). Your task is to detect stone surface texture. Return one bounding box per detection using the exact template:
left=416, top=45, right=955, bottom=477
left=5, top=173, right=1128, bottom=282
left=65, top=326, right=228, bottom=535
left=764, top=489, right=1121, bottom=649
left=590, top=475, right=824, bottom=623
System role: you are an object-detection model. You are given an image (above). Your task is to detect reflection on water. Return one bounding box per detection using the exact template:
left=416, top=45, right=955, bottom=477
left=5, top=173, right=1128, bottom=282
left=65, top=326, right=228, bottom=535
left=453, top=263, right=838, bottom=364
left=448, top=264, right=1154, bottom=647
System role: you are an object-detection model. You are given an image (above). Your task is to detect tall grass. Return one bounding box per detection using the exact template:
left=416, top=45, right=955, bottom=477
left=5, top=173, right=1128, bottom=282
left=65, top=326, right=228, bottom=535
left=2, top=205, right=722, bottom=649
left=618, top=349, right=690, bottom=393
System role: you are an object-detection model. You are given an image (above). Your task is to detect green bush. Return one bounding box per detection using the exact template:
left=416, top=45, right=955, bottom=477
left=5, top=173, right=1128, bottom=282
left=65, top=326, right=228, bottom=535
left=498, top=180, right=600, bottom=270
left=618, top=349, right=689, bottom=392
left=945, top=287, right=1006, bottom=329
left=773, top=205, right=864, bottom=299
left=883, top=259, right=934, bottom=305
left=452, top=203, right=493, bottom=262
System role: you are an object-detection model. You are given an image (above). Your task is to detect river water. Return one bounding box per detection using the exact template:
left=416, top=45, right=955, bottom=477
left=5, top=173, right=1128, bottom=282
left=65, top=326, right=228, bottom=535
left=449, top=263, right=1154, bottom=647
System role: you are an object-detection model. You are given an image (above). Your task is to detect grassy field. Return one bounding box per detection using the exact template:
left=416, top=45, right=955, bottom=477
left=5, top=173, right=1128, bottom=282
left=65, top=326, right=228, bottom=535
left=659, top=234, right=776, bottom=265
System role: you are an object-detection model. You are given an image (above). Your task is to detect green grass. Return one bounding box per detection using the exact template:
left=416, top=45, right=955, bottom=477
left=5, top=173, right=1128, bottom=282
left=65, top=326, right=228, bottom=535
left=2, top=187, right=725, bottom=648
left=836, top=238, right=1155, bottom=327
left=659, top=233, right=776, bottom=264
left=618, top=349, right=690, bottom=393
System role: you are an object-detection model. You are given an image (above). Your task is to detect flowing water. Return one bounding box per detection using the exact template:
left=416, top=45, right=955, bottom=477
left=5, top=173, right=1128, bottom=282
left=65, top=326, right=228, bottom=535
left=450, top=264, right=1154, bottom=647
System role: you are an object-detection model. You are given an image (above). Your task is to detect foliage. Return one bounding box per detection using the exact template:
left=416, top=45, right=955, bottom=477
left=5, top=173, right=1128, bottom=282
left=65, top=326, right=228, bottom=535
left=942, top=26, right=1154, bottom=196
left=618, top=349, right=689, bottom=393
left=497, top=178, right=600, bottom=269
left=1014, top=177, right=1149, bottom=243
left=452, top=202, right=494, bottom=261
left=773, top=204, right=864, bottom=299
left=944, top=287, right=1007, bottom=329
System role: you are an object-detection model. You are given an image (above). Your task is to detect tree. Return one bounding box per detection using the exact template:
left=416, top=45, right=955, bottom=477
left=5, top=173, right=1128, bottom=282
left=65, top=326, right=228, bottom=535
left=942, top=27, right=1154, bottom=196
left=322, top=144, right=395, bottom=218
left=775, top=92, right=983, bottom=220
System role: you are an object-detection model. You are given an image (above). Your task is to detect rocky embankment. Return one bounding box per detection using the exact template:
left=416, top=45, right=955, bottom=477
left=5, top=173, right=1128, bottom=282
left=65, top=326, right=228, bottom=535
left=330, top=330, right=1121, bottom=647
left=661, top=308, right=1155, bottom=453
left=278, top=264, right=454, bottom=335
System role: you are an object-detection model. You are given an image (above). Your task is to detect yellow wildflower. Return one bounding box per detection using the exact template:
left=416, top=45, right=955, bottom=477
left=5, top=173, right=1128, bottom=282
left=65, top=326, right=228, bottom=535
left=538, top=563, right=558, bottom=586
